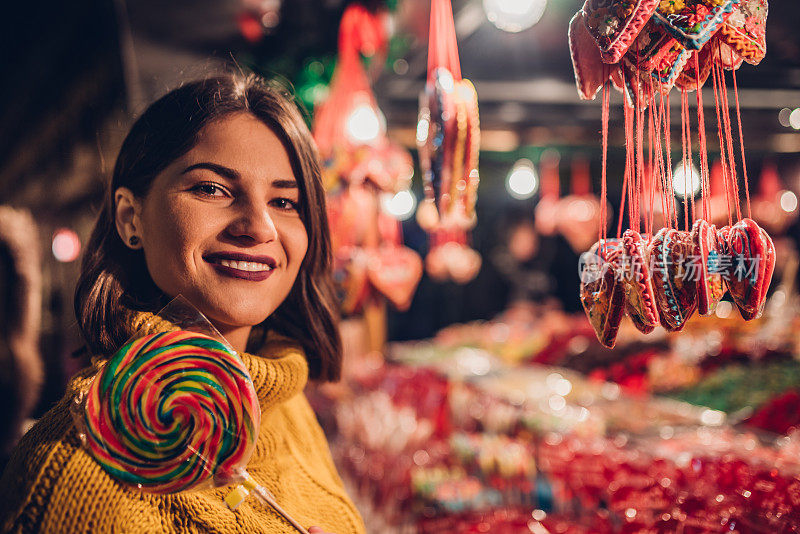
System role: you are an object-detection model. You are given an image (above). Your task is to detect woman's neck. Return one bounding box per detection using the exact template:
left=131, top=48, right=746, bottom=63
left=213, top=324, right=252, bottom=353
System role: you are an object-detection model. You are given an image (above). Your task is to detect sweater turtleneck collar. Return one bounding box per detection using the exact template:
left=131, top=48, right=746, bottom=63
left=114, top=312, right=309, bottom=414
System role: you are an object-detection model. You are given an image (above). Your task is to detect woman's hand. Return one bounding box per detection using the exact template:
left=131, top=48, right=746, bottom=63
left=307, top=527, right=335, bottom=534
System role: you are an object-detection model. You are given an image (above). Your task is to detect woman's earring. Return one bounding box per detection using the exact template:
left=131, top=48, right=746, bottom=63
left=129, top=236, right=140, bottom=247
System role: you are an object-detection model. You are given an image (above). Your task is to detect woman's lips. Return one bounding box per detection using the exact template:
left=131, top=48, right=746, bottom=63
left=209, top=263, right=274, bottom=281
left=204, top=252, right=276, bottom=282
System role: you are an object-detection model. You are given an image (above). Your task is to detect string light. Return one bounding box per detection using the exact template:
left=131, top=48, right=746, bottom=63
left=345, top=103, right=384, bottom=144
left=381, top=190, right=417, bottom=221
left=672, top=162, right=702, bottom=198
left=790, top=108, right=800, bottom=130
left=483, top=0, right=547, bottom=33
left=778, top=108, right=792, bottom=128
left=780, top=190, right=798, bottom=213
left=506, top=158, right=538, bottom=199
left=52, top=228, right=81, bottom=262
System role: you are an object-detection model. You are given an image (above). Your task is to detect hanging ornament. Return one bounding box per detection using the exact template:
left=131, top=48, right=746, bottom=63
left=579, top=239, right=625, bottom=348
left=713, top=0, right=768, bottom=64
left=691, top=218, right=725, bottom=315
left=569, top=0, right=775, bottom=347
left=315, top=3, right=423, bottom=315
left=417, top=0, right=482, bottom=284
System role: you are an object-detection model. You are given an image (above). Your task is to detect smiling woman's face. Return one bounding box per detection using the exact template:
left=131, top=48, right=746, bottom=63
left=115, top=113, right=309, bottom=350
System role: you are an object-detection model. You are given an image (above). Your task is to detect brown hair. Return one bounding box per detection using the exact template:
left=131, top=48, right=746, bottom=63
left=74, top=73, right=342, bottom=381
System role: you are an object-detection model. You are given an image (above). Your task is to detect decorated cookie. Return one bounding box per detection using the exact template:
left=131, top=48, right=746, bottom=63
left=620, top=58, right=656, bottom=110
left=623, top=20, right=676, bottom=72
left=674, top=45, right=714, bottom=91
left=618, top=230, right=660, bottom=334
left=714, top=38, right=745, bottom=70
left=651, top=38, right=692, bottom=92
left=621, top=21, right=688, bottom=94
left=691, top=219, right=726, bottom=315
left=582, top=0, right=662, bottom=64
left=570, top=11, right=618, bottom=100
left=653, top=0, right=739, bottom=51
left=716, top=0, right=767, bottom=65
left=725, top=218, right=775, bottom=320
left=648, top=228, right=698, bottom=331
left=366, top=246, right=423, bottom=312
left=580, top=239, right=626, bottom=348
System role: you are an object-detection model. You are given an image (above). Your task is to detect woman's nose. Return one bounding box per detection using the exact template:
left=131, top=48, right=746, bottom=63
left=227, top=202, right=278, bottom=244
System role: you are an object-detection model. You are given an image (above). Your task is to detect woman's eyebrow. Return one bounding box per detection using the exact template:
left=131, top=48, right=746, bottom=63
left=181, top=162, right=240, bottom=180
left=272, top=179, right=298, bottom=189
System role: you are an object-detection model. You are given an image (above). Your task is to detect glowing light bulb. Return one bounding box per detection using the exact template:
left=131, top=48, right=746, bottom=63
left=780, top=190, right=798, bottom=213
left=779, top=108, right=792, bottom=128
left=52, top=228, right=81, bottom=262
left=416, top=116, right=429, bottom=144
left=483, top=0, right=547, bottom=32
left=672, top=162, right=702, bottom=198
left=381, top=190, right=417, bottom=221
left=346, top=103, right=383, bottom=144
left=789, top=108, right=800, bottom=130
left=506, top=159, right=538, bottom=200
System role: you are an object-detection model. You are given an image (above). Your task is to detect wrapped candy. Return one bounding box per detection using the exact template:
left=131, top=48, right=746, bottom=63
left=579, top=239, right=625, bottom=348
left=648, top=228, right=698, bottom=332
left=417, top=0, right=482, bottom=284
left=618, top=229, right=660, bottom=334
left=74, top=300, right=309, bottom=534
left=417, top=70, right=480, bottom=231
left=81, top=331, right=259, bottom=494
left=724, top=217, right=775, bottom=320
left=691, top=218, right=726, bottom=315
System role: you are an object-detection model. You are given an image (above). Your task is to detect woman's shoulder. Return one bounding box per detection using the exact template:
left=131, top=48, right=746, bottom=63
left=0, top=396, right=84, bottom=530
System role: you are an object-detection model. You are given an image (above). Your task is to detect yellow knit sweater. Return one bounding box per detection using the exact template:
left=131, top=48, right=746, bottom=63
left=0, top=314, right=365, bottom=534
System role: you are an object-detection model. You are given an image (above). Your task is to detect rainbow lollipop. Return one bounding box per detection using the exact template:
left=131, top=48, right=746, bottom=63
left=82, top=330, right=259, bottom=493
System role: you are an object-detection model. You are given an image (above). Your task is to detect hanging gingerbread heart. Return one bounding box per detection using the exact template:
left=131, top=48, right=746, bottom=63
left=674, top=46, right=714, bottom=91
left=624, top=20, right=676, bottom=72
left=713, top=38, right=745, bottom=70
left=618, top=230, right=660, bottom=334
left=653, top=0, right=739, bottom=50
left=716, top=0, right=767, bottom=65
left=724, top=218, right=775, bottom=320
left=366, top=246, right=424, bottom=312
left=648, top=228, right=698, bottom=331
left=570, top=11, right=618, bottom=100
left=651, top=38, right=692, bottom=92
left=580, top=239, right=626, bottom=348
left=425, top=244, right=450, bottom=281
left=446, top=243, right=483, bottom=284
left=621, top=18, right=689, bottom=98
left=691, top=219, right=726, bottom=316
left=619, top=59, right=656, bottom=110
left=582, top=0, right=662, bottom=64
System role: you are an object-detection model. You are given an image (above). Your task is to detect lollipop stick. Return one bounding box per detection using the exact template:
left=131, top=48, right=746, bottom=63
left=225, top=475, right=310, bottom=534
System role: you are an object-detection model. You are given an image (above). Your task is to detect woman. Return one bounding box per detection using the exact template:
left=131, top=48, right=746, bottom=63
left=0, top=73, right=366, bottom=534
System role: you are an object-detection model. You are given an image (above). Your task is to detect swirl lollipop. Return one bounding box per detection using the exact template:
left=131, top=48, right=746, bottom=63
left=80, top=330, right=308, bottom=533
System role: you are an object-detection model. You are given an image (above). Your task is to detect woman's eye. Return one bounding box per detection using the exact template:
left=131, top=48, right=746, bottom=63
left=270, top=198, right=300, bottom=211
left=190, top=182, right=229, bottom=197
